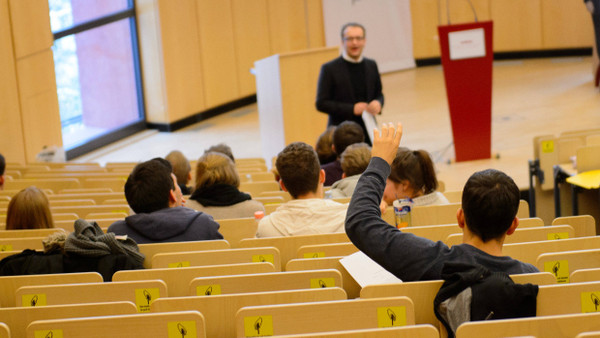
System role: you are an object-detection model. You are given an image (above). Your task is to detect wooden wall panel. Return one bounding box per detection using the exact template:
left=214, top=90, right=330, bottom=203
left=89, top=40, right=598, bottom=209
left=541, top=0, right=594, bottom=49
left=267, top=0, right=309, bottom=53
left=231, top=0, right=271, bottom=97
left=305, top=0, right=325, bottom=48
left=16, top=50, right=62, bottom=162
left=197, top=0, right=239, bottom=108
left=410, top=0, right=440, bottom=59
left=491, top=0, right=542, bottom=52
left=8, top=0, right=53, bottom=58
left=0, top=0, right=26, bottom=164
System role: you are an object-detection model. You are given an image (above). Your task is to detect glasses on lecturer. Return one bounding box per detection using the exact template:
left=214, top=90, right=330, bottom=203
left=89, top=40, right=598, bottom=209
left=343, top=36, right=365, bottom=42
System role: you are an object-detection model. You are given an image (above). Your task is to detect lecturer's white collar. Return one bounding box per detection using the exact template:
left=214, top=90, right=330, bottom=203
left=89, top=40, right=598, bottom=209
left=342, top=51, right=364, bottom=63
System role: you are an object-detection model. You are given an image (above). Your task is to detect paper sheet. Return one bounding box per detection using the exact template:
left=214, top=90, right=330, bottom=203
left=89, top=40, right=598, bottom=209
left=339, top=251, right=402, bottom=288
left=362, top=111, right=378, bottom=144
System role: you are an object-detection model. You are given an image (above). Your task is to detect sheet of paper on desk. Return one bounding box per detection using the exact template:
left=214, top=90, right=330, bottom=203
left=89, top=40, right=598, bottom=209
left=339, top=251, right=402, bottom=288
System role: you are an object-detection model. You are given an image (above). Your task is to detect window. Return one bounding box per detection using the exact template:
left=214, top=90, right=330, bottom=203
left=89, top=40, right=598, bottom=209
left=49, top=0, right=145, bottom=159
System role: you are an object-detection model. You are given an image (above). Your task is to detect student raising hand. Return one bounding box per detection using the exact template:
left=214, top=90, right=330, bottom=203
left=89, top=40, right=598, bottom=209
left=371, top=122, right=403, bottom=165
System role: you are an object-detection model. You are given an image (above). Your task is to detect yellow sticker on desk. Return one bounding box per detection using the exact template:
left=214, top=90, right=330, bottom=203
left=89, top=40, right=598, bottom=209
left=544, top=260, right=569, bottom=283
left=541, top=140, right=555, bottom=153
left=167, top=321, right=197, bottom=338
left=581, top=292, right=600, bottom=313
left=252, top=254, right=274, bottom=264
left=196, top=284, right=221, bottom=296
left=310, top=278, right=335, bottom=288
left=244, top=315, right=273, bottom=337
left=22, top=293, right=47, bottom=307
left=377, top=306, right=406, bottom=327
left=135, top=288, right=160, bottom=312
left=34, top=329, right=63, bottom=338
left=112, top=210, right=128, bottom=214
left=0, top=245, right=13, bottom=251
left=168, top=261, right=190, bottom=268
left=303, top=252, right=325, bottom=258
left=548, top=232, right=569, bottom=240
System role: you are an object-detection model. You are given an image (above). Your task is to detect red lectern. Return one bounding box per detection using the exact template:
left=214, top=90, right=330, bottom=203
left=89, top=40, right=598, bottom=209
left=438, top=21, right=493, bottom=162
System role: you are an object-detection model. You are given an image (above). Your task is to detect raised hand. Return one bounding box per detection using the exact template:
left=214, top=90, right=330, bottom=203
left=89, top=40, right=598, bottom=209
left=371, top=122, right=403, bottom=165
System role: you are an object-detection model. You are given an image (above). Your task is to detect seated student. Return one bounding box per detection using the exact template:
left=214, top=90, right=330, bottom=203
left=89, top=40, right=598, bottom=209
left=380, top=147, right=449, bottom=212
left=0, top=153, right=4, bottom=190
left=205, top=143, right=235, bottom=163
left=257, top=142, right=348, bottom=238
left=315, top=126, right=337, bottom=165
left=6, top=186, right=54, bottom=230
left=185, top=152, right=265, bottom=219
left=328, top=142, right=371, bottom=198
left=346, top=123, right=538, bottom=282
left=108, top=158, right=223, bottom=244
left=322, top=121, right=365, bottom=186
left=165, top=150, right=193, bottom=195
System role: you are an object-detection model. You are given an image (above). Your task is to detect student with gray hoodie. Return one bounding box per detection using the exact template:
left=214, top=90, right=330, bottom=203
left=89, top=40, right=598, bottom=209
left=108, top=158, right=223, bottom=244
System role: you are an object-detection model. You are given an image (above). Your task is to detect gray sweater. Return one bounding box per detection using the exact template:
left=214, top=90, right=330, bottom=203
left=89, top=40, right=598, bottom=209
left=345, top=157, right=538, bottom=282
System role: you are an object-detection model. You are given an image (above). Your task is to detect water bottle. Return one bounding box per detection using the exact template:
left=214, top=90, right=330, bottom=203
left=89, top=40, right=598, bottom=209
left=393, top=198, right=413, bottom=228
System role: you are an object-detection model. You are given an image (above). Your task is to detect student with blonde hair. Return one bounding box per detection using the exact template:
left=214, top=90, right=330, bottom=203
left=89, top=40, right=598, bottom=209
left=328, top=142, right=371, bottom=198
left=6, top=186, right=54, bottom=230
left=165, top=150, right=192, bottom=194
left=186, top=152, right=264, bottom=219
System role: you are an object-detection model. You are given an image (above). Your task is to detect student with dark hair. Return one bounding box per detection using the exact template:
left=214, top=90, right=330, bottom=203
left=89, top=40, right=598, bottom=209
left=165, top=150, right=192, bottom=195
left=0, top=153, right=5, bottom=190
left=257, top=142, right=347, bottom=238
left=345, top=123, right=538, bottom=282
left=322, top=121, right=365, bottom=186
left=380, top=147, right=449, bottom=212
left=108, top=158, right=222, bottom=244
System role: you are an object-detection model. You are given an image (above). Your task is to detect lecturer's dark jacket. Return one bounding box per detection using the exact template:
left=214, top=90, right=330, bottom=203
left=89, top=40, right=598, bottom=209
left=315, top=56, right=384, bottom=139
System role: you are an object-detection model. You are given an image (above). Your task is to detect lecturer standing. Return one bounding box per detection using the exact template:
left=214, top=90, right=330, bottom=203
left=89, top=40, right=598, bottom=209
left=316, top=22, right=384, bottom=145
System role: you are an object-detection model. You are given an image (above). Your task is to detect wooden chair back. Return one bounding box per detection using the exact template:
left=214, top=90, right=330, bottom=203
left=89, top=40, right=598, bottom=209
left=445, top=225, right=576, bottom=246
left=0, top=323, right=7, bottom=338
left=113, top=262, right=276, bottom=297
left=51, top=213, right=79, bottom=221
left=151, top=288, right=346, bottom=338
left=296, top=242, right=358, bottom=258
left=239, top=181, right=280, bottom=197
left=537, top=249, right=600, bottom=283
left=537, top=281, right=600, bottom=317
left=503, top=236, right=600, bottom=265
left=215, top=217, right=257, bottom=247
left=81, top=177, right=126, bottom=191
left=553, top=215, right=597, bottom=237
left=15, top=280, right=168, bottom=312
left=238, top=232, right=350, bottom=270
left=151, top=247, right=281, bottom=270
left=47, top=192, right=124, bottom=204
left=0, top=228, right=65, bottom=238
left=50, top=204, right=130, bottom=218
left=456, top=312, right=600, bottom=338
left=264, top=203, right=281, bottom=215
left=571, top=268, right=600, bottom=283
left=48, top=199, right=96, bottom=207
left=235, top=297, right=415, bottom=337
left=0, top=272, right=103, bottom=307
left=576, top=145, right=600, bottom=173
left=26, top=310, right=206, bottom=338
left=442, top=190, right=462, bottom=203
left=137, top=239, right=230, bottom=268
left=0, top=237, right=45, bottom=251
left=4, top=178, right=81, bottom=192
left=360, top=273, right=556, bottom=327
left=411, top=200, right=529, bottom=227
left=269, top=325, right=440, bottom=338
left=285, top=256, right=361, bottom=299
left=188, top=269, right=343, bottom=296
left=258, top=190, right=292, bottom=202
left=253, top=195, right=285, bottom=205
left=0, top=302, right=137, bottom=338
left=54, top=218, right=122, bottom=232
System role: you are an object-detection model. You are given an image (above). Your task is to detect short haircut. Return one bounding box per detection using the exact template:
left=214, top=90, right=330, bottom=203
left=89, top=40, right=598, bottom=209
left=125, top=158, right=175, bottom=214
left=0, top=153, right=5, bottom=175
left=341, top=143, right=371, bottom=177
left=389, top=147, right=438, bottom=194
left=462, top=169, right=520, bottom=243
left=316, top=126, right=337, bottom=165
left=333, top=121, right=364, bottom=156
left=276, top=142, right=320, bottom=199
left=205, top=143, right=235, bottom=163
left=340, top=22, right=366, bottom=39
left=6, top=186, right=53, bottom=230
left=195, top=152, right=240, bottom=191
left=165, top=150, right=191, bottom=185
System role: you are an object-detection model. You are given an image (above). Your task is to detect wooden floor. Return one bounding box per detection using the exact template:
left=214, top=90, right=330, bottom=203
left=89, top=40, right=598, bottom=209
left=74, top=57, right=600, bottom=192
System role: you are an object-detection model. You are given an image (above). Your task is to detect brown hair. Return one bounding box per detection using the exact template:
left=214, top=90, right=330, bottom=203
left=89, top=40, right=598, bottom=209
left=195, top=152, right=240, bottom=191
left=315, top=126, right=337, bottom=165
left=276, top=142, right=320, bottom=199
left=340, top=143, right=371, bottom=177
left=6, top=186, right=54, bottom=230
left=165, top=150, right=191, bottom=185
left=389, top=147, right=438, bottom=194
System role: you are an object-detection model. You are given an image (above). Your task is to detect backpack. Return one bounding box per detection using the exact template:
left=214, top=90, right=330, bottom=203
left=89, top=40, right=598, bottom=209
left=433, top=262, right=538, bottom=338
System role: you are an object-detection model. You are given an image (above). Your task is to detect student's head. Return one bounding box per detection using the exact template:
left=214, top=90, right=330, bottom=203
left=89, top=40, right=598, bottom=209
left=6, top=186, right=53, bottom=230
left=340, top=22, right=366, bottom=61
left=340, top=143, right=371, bottom=177
left=461, top=169, right=520, bottom=243
left=124, top=158, right=183, bottom=214
left=195, top=152, right=240, bottom=191
left=0, top=153, right=4, bottom=189
left=316, top=126, right=337, bottom=165
left=165, top=150, right=191, bottom=186
left=333, top=121, right=365, bottom=157
left=205, top=143, right=235, bottom=163
left=276, top=142, right=322, bottom=199
left=383, top=147, right=439, bottom=204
